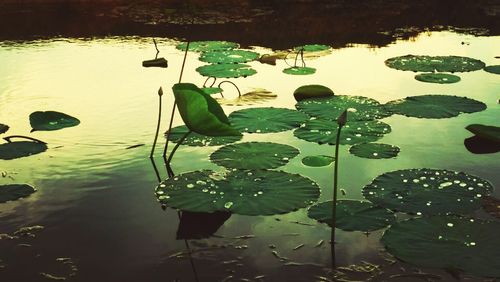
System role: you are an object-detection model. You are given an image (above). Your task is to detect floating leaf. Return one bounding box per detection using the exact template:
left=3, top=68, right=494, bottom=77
left=0, top=124, right=8, bottom=134
left=166, top=125, right=242, bottom=147
left=382, top=216, right=500, bottom=278
left=176, top=41, right=239, bottom=52
left=464, top=136, right=500, bottom=154
left=362, top=168, right=493, bottom=215
left=294, top=44, right=331, bottom=52
left=293, top=85, right=334, bottom=101
left=201, top=87, right=223, bottom=95
left=484, top=65, right=500, bottom=75
left=0, top=184, right=36, bottom=203
left=349, top=143, right=400, bottom=159
left=228, top=107, right=308, bottom=133
left=465, top=124, right=500, bottom=143
left=301, top=155, right=335, bottom=167
left=155, top=169, right=320, bottom=215
left=308, top=200, right=396, bottom=232
left=172, top=83, right=241, bottom=137
left=216, top=89, right=277, bottom=106
left=414, top=73, right=461, bottom=84
left=385, top=55, right=485, bottom=72
left=196, top=64, right=257, bottom=78
left=0, top=141, right=48, bottom=160
left=210, top=142, right=299, bottom=169
left=142, top=58, right=168, bottom=68
left=296, top=95, right=391, bottom=122
left=385, top=95, right=486, bottom=119
left=283, top=67, right=316, bottom=75
left=29, top=111, right=80, bottom=132
left=294, top=119, right=391, bottom=145
left=199, top=50, right=260, bottom=64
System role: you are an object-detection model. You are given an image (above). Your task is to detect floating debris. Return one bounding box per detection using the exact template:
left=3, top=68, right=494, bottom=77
left=293, top=244, right=305, bottom=250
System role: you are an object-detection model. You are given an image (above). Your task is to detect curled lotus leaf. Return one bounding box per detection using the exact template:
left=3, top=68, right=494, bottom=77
left=385, top=95, right=486, bottom=119
left=414, top=73, right=461, bottom=84
left=283, top=67, right=316, bottom=75
left=228, top=107, right=308, bottom=133
left=296, top=95, right=391, bottom=122
left=29, top=111, right=80, bottom=132
left=0, top=124, right=9, bottom=134
left=349, top=143, right=400, bottom=159
left=216, top=89, right=277, bottom=106
left=210, top=142, right=299, bottom=169
left=176, top=41, right=239, bottom=52
left=362, top=168, right=494, bottom=215
left=385, top=55, right=486, bottom=72
left=166, top=125, right=242, bottom=147
left=308, top=200, right=396, bottom=232
left=0, top=141, right=48, bottom=160
left=199, top=50, right=260, bottom=64
left=382, top=216, right=500, bottom=278
left=0, top=184, right=37, bottom=203
left=196, top=64, right=257, bottom=78
left=294, top=119, right=391, bottom=145
left=155, top=169, right=320, bottom=216
left=483, top=65, right=500, bottom=75
left=301, top=155, right=335, bottom=167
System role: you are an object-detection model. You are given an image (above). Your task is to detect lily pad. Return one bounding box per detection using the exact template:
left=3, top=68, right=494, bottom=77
left=172, top=83, right=241, bottom=137
left=29, top=111, right=80, bottom=132
left=196, top=64, right=257, bottom=78
left=294, top=44, right=331, bottom=52
left=362, top=168, right=493, bottom=215
left=414, top=73, right=461, bottom=84
left=199, top=50, right=260, bottom=64
left=466, top=124, right=500, bottom=143
left=296, top=95, right=392, bottom=122
left=155, top=169, right=320, bottom=215
left=176, top=41, right=239, bottom=52
left=216, top=89, right=277, bottom=106
left=464, top=136, right=500, bottom=154
left=484, top=65, right=500, bottom=75
left=0, top=124, right=8, bottom=134
left=228, top=107, right=308, bottom=133
left=210, top=142, right=299, bottom=169
left=381, top=216, right=500, bottom=278
left=349, top=143, right=400, bottom=159
left=294, top=119, right=391, bottom=145
left=293, top=85, right=334, bottom=102
left=0, top=141, right=48, bottom=160
left=283, top=67, right=316, bottom=75
left=166, top=125, right=242, bottom=147
left=385, top=95, right=486, bottom=119
left=0, top=184, right=36, bottom=203
left=385, top=55, right=486, bottom=72
left=301, top=155, right=335, bottom=167
left=308, top=200, right=396, bottom=232
left=201, top=87, right=223, bottom=95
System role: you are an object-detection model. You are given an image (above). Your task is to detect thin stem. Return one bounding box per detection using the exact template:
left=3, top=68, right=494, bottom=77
left=149, top=157, right=162, bottom=182
left=203, top=76, right=217, bottom=87
left=153, top=38, right=160, bottom=59
left=218, top=80, right=241, bottom=97
left=167, top=131, right=192, bottom=165
left=3, top=135, right=46, bottom=144
left=283, top=50, right=294, bottom=67
left=331, top=125, right=342, bottom=268
left=150, top=88, right=163, bottom=158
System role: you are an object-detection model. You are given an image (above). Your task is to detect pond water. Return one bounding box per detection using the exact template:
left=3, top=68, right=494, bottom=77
left=0, top=31, right=499, bottom=281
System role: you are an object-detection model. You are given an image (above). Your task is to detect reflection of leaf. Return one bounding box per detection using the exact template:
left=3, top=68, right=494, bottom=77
left=166, top=125, right=242, bottom=147
left=29, top=111, right=80, bottom=132
left=414, top=73, right=461, bottom=84
left=199, top=50, right=259, bottom=64
left=176, top=41, right=239, bottom=52
left=0, top=141, right=48, bottom=160
left=283, top=67, right=316, bottom=75
left=229, top=107, right=307, bottom=133
left=293, top=85, right=334, bottom=101
left=465, top=124, right=500, bottom=143
left=301, top=155, right=335, bottom=167
left=0, top=124, right=8, bottom=134
left=196, top=64, right=257, bottom=78
left=464, top=136, right=500, bottom=154
left=172, top=83, right=241, bottom=137
left=216, top=89, right=277, bottom=106
left=0, top=184, right=36, bottom=203
left=385, top=55, right=485, bottom=72
left=177, top=211, right=231, bottom=240
left=349, top=143, right=400, bottom=159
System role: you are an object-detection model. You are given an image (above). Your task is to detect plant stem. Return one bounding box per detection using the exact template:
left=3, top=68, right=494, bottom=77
left=150, top=88, right=163, bottom=159
left=3, top=135, right=46, bottom=144
left=331, top=124, right=342, bottom=268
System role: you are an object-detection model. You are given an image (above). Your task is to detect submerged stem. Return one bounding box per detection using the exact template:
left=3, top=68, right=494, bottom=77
left=150, top=87, right=163, bottom=158
left=331, top=125, right=342, bottom=268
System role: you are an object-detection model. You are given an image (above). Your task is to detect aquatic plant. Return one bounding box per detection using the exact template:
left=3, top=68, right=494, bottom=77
left=0, top=184, right=36, bottom=203
left=29, top=111, right=80, bottom=132
left=0, top=136, right=47, bottom=160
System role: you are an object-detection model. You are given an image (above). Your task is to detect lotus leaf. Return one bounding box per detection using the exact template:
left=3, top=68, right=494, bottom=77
left=155, top=169, right=320, bottom=215
left=308, top=200, right=396, bottom=232
left=172, top=83, right=241, bottom=137
left=29, top=111, right=80, bottom=132
left=294, top=119, right=391, bottom=145
left=228, top=107, right=308, bottom=133
left=293, top=85, right=334, bottom=102
left=216, top=89, right=277, bottom=106
left=363, top=168, right=493, bottom=215
left=382, top=216, right=500, bottom=278
left=0, top=124, right=8, bottom=134
left=294, top=44, right=331, bottom=52
left=385, top=95, right=486, bottom=119
left=466, top=124, right=500, bottom=143
left=0, top=141, right=48, bottom=160
left=176, top=41, right=239, bottom=52
left=283, top=67, right=316, bottom=75
left=484, top=65, right=500, bottom=75
left=464, top=136, right=500, bottom=154
left=296, top=95, right=391, bottom=122
left=210, top=142, right=299, bottom=169
left=482, top=196, right=500, bottom=220
left=0, top=184, right=36, bottom=203
left=349, top=143, right=400, bottom=159
left=301, top=155, right=335, bottom=167
left=196, top=64, right=257, bottom=78
left=199, top=50, right=260, bottom=64
left=166, top=125, right=242, bottom=147
left=414, top=73, right=461, bottom=84
left=385, top=55, right=485, bottom=72
left=201, top=87, right=223, bottom=95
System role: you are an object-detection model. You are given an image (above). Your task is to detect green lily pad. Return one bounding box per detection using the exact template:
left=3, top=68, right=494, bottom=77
left=176, top=41, right=239, bottom=52
left=385, top=55, right=486, bottom=72
left=201, top=87, right=223, bottom=95
left=414, top=73, right=461, bottom=84
left=210, top=142, right=299, bottom=169
left=199, top=50, right=260, bottom=64
left=0, top=141, right=48, bottom=160
left=349, top=143, right=400, bottom=159
left=166, top=125, right=242, bottom=147
left=484, top=65, right=500, bottom=75
left=172, top=83, right=241, bottom=137
left=385, top=95, right=486, bottom=119
left=283, top=67, right=316, bottom=75
left=196, top=64, right=257, bottom=78
left=362, top=168, right=493, bottom=215
left=29, top=111, right=80, bottom=132
left=0, top=184, right=36, bottom=203
left=293, top=85, right=334, bottom=102
left=228, top=107, right=308, bottom=133
left=294, top=44, right=331, bottom=52
left=308, top=200, right=396, bottom=232
left=466, top=124, right=500, bottom=143
left=296, top=95, right=392, bottom=122
left=294, top=119, right=391, bottom=145
left=216, top=89, right=277, bottom=106
left=0, top=124, right=8, bottom=134
left=382, top=216, right=500, bottom=278
left=155, top=169, right=320, bottom=215
left=301, top=155, right=335, bottom=167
